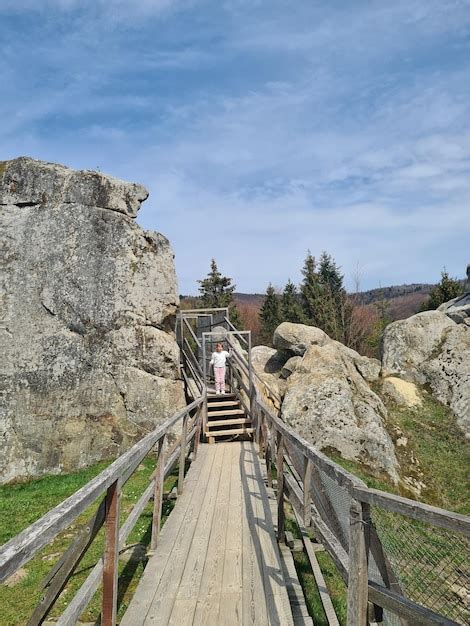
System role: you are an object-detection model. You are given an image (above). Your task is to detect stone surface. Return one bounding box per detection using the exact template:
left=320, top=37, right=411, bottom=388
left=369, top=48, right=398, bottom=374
left=382, top=310, right=469, bottom=437
left=332, top=341, right=382, bottom=382
left=381, top=311, right=455, bottom=381
left=273, top=321, right=329, bottom=356
left=438, top=293, right=470, bottom=325
left=280, top=356, right=302, bottom=379
left=353, top=354, right=381, bottom=382
left=0, top=157, right=185, bottom=483
left=382, top=377, right=423, bottom=408
left=420, top=325, right=470, bottom=437
left=251, top=346, right=286, bottom=397
left=0, top=156, right=148, bottom=218
left=282, top=342, right=399, bottom=480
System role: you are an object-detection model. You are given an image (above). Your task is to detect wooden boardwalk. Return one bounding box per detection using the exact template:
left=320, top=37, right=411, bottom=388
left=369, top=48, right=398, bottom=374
left=121, top=441, right=297, bottom=625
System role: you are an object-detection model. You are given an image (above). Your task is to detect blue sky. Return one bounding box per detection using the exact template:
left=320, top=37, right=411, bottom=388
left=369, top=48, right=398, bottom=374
left=1, top=0, right=470, bottom=294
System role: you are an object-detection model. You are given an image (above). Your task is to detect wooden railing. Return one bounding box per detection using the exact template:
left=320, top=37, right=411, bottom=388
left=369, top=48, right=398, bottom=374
left=0, top=394, right=205, bottom=626
left=3, top=307, right=468, bottom=626
left=236, top=338, right=470, bottom=626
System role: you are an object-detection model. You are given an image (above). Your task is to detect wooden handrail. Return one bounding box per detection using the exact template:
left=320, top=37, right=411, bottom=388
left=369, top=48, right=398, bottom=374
left=249, top=358, right=470, bottom=626
left=0, top=395, right=204, bottom=582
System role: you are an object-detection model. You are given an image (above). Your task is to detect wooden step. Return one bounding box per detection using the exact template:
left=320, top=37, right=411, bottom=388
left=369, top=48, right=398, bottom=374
left=207, top=393, right=237, bottom=400
left=207, top=418, right=252, bottom=427
left=207, top=400, right=239, bottom=408
left=207, top=409, right=245, bottom=418
left=208, top=427, right=254, bottom=437
left=207, top=393, right=238, bottom=404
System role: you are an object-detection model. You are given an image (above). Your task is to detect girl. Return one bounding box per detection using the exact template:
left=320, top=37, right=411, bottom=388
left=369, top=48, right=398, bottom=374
left=210, top=343, right=232, bottom=394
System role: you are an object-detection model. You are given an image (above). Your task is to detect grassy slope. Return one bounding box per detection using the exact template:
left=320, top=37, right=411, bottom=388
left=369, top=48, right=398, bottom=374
left=0, top=457, right=179, bottom=626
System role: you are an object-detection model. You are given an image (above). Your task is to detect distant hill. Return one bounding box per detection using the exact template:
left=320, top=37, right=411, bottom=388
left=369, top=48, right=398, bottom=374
left=357, top=283, right=433, bottom=305
left=355, top=284, right=434, bottom=320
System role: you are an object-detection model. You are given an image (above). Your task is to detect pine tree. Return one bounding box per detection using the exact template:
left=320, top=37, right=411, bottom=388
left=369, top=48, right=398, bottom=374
left=281, top=279, right=304, bottom=323
left=300, top=250, right=354, bottom=344
left=300, top=251, right=321, bottom=325
left=316, top=251, right=348, bottom=341
left=318, top=252, right=343, bottom=296
left=421, top=269, right=464, bottom=311
left=197, top=258, right=243, bottom=327
left=259, top=284, right=281, bottom=345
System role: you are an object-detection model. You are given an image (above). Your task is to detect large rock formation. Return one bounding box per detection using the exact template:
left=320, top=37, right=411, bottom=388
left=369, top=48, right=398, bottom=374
left=253, top=324, right=398, bottom=480
left=0, top=157, right=185, bottom=482
left=382, top=310, right=469, bottom=437
left=281, top=342, right=398, bottom=481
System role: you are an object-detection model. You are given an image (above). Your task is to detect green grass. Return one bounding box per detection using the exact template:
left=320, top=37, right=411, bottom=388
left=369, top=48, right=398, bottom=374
left=285, top=512, right=347, bottom=625
left=387, top=395, right=470, bottom=514
left=326, top=393, right=469, bottom=514
left=0, top=457, right=180, bottom=626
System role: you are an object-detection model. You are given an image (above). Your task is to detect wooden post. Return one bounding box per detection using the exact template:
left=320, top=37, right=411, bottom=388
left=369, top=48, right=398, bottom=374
left=303, top=458, right=313, bottom=528
left=178, top=412, right=188, bottom=495
left=347, top=499, right=370, bottom=626
left=102, top=480, right=120, bottom=626
left=202, top=393, right=208, bottom=441
left=276, top=430, right=285, bottom=543
left=150, top=435, right=167, bottom=551
left=266, top=446, right=273, bottom=489
left=260, top=409, right=269, bottom=459
left=193, top=405, right=202, bottom=460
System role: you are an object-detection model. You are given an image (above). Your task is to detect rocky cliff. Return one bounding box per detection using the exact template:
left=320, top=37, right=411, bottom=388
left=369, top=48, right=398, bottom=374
left=0, top=157, right=185, bottom=483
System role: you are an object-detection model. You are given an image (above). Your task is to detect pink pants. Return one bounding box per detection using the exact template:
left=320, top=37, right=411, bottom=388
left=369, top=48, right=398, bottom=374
left=214, top=366, right=226, bottom=392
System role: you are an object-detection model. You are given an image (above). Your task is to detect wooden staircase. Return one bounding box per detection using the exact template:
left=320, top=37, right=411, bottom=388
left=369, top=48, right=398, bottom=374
left=205, top=393, right=254, bottom=443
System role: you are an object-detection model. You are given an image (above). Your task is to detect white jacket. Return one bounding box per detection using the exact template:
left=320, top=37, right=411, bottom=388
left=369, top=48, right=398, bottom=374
left=210, top=350, right=231, bottom=367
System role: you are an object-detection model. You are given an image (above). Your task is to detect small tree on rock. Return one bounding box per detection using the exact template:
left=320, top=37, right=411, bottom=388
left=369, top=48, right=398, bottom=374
left=421, top=269, right=464, bottom=311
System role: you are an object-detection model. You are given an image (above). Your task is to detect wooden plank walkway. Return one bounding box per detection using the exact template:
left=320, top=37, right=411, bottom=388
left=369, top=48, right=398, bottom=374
left=121, top=441, right=296, bottom=625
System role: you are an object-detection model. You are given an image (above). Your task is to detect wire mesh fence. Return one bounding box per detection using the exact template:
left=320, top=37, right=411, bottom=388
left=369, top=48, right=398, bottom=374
left=281, top=430, right=470, bottom=625
left=372, top=507, right=470, bottom=624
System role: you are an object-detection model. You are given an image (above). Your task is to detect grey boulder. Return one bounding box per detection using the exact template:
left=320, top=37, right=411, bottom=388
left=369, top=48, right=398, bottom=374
left=273, top=322, right=330, bottom=356
left=282, top=342, right=399, bottom=481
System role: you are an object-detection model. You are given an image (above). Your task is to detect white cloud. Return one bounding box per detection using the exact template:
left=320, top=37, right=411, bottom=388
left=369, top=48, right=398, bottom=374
left=1, top=0, right=469, bottom=292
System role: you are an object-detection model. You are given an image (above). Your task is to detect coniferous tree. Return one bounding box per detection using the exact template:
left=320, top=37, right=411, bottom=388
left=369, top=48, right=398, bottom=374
left=420, top=269, right=464, bottom=311
left=300, top=250, right=354, bottom=345
left=281, top=279, right=304, bottom=323
left=316, top=251, right=350, bottom=342
left=259, top=283, right=281, bottom=345
left=318, top=252, right=343, bottom=296
left=300, top=251, right=321, bottom=325
left=197, top=258, right=243, bottom=328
